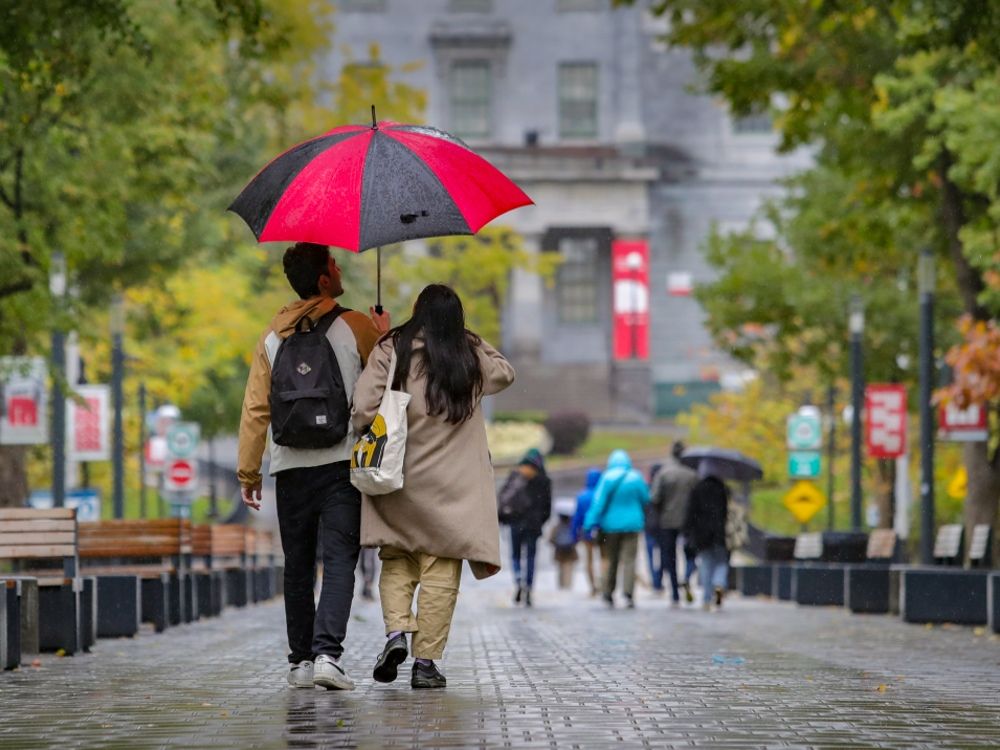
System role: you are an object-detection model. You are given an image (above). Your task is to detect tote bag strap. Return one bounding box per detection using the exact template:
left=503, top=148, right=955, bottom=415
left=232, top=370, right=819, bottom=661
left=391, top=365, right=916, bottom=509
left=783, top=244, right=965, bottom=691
left=385, top=348, right=398, bottom=392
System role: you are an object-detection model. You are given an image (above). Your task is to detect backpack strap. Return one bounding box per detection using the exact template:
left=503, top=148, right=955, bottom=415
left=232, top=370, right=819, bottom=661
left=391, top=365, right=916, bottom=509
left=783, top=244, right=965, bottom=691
left=310, top=305, right=351, bottom=336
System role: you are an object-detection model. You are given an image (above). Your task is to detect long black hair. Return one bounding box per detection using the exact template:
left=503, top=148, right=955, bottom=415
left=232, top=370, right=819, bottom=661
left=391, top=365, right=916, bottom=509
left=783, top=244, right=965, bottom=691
left=388, top=284, right=483, bottom=424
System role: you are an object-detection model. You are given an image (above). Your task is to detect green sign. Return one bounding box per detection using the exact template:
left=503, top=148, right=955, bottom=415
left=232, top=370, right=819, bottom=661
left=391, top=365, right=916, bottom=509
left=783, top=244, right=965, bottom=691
left=788, top=451, right=822, bottom=479
left=166, top=422, right=200, bottom=459
left=787, top=413, right=822, bottom=451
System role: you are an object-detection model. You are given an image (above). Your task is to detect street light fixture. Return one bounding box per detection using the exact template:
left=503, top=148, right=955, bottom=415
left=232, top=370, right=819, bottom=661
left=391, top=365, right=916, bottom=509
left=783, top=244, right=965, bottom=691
left=918, top=249, right=936, bottom=563
left=111, top=293, right=125, bottom=519
left=849, top=293, right=864, bottom=531
left=50, top=252, right=67, bottom=508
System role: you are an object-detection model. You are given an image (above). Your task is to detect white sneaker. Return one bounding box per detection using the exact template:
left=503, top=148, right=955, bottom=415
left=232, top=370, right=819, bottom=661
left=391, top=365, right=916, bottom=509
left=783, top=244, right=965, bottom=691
left=313, top=654, right=356, bottom=691
left=287, top=660, right=314, bottom=688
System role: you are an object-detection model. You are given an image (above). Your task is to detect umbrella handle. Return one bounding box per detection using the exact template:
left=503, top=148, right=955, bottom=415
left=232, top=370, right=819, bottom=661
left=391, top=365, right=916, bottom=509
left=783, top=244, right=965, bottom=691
left=375, top=246, right=382, bottom=315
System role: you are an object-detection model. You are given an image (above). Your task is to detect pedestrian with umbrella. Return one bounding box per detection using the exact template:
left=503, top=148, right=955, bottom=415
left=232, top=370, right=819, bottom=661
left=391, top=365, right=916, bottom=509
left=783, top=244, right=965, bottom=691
left=231, top=108, right=531, bottom=688
left=238, top=242, right=388, bottom=690
left=352, top=284, right=516, bottom=689
left=682, top=458, right=733, bottom=611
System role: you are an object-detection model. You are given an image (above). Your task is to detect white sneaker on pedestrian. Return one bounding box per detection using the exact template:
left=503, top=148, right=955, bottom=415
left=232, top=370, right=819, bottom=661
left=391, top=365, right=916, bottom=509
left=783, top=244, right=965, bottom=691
left=313, top=654, right=356, bottom=691
left=287, top=660, right=314, bottom=689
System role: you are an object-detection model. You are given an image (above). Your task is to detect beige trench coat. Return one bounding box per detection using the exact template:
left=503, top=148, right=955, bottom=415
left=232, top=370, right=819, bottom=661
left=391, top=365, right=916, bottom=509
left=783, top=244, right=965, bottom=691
left=351, top=335, right=515, bottom=579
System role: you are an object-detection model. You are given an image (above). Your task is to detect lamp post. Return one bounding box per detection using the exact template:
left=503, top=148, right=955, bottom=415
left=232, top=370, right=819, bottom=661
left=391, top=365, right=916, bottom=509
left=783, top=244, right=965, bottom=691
left=918, top=249, right=936, bottom=564
left=826, top=384, right=836, bottom=530
left=50, top=252, right=67, bottom=508
left=111, top=293, right=125, bottom=519
left=849, top=294, right=865, bottom=531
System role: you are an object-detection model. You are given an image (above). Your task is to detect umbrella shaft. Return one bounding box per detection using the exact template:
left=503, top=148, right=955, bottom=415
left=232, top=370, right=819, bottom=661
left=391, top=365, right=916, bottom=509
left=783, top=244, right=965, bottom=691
left=375, top=246, right=382, bottom=314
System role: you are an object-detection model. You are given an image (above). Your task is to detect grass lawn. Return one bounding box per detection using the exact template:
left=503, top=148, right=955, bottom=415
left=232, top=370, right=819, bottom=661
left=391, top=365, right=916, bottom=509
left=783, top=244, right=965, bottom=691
left=547, top=429, right=673, bottom=469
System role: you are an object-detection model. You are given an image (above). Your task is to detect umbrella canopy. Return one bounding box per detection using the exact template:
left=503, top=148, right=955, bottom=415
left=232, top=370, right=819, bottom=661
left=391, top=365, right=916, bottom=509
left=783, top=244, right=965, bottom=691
left=679, top=446, right=764, bottom=482
left=228, top=119, right=532, bottom=252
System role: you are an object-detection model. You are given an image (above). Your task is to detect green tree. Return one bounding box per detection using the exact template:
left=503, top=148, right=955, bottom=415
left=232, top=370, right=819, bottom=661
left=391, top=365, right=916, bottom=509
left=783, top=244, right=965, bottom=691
left=382, top=227, right=560, bottom=345
left=624, top=0, right=1000, bottom=552
left=0, top=0, right=333, bottom=505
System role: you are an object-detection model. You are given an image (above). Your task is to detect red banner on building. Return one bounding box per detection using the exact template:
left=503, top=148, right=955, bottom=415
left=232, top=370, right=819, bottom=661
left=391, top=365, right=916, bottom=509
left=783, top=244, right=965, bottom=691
left=865, top=384, right=907, bottom=458
left=611, top=239, right=649, bottom=360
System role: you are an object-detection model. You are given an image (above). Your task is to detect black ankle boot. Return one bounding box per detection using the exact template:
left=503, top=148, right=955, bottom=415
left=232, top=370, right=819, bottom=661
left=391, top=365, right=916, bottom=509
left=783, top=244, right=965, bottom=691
left=411, top=661, right=446, bottom=689
left=514, top=585, right=523, bottom=604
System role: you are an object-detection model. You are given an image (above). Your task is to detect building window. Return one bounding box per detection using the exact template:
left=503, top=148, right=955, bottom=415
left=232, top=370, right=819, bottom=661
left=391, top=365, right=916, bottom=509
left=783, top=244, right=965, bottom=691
left=449, top=60, right=491, bottom=140
left=339, top=0, right=386, bottom=11
left=558, top=62, right=598, bottom=139
left=733, top=110, right=773, bottom=135
left=557, top=0, right=605, bottom=10
left=556, top=236, right=600, bottom=323
left=448, top=0, right=492, bottom=11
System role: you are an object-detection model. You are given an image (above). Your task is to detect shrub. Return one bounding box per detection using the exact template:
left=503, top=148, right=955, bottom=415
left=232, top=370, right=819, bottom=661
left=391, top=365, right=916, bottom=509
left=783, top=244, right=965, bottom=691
left=493, top=410, right=547, bottom=424
left=544, top=411, right=591, bottom=455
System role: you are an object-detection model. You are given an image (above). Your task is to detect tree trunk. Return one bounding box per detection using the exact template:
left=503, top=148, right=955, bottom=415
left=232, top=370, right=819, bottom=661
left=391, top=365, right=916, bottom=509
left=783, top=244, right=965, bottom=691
left=0, top=445, right=30, bottom=507
left=873, top=458, right=895, bottom=529
left=962, top=441, right=1000, bottom=566
left=938, top=168, right=997, bottom=563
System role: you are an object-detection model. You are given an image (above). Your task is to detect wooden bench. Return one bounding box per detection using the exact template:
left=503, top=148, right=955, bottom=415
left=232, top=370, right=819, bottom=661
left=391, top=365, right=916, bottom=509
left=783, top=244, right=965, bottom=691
left=844, top=530, right=898, bottom=614
left=78, top=519, right=193, bottom=634
left=933, top=523, right=963, bottom=565
left=191, top=524, right=250, bottom=616
left=0, top=508, right=89, bottom=655
left=969, top=524, right=991, bottom=568
left=247, top=529, right=278, bottom=603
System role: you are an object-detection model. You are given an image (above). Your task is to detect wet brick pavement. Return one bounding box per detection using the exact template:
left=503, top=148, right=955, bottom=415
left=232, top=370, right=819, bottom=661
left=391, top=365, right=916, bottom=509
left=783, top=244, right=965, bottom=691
left=2, top=565, right=999, bottom=749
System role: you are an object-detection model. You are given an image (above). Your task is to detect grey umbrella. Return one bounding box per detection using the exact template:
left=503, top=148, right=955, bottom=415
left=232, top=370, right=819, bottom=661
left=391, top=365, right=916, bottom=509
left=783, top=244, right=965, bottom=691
left=679, top=446, right=764, bottom=482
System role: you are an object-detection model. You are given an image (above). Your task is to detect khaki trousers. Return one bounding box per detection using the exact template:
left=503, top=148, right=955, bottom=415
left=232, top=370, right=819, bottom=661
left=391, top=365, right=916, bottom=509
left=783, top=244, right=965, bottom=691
left=603, top=532, right=639, bottom=599
left=378, top=545, right=463, bottom=659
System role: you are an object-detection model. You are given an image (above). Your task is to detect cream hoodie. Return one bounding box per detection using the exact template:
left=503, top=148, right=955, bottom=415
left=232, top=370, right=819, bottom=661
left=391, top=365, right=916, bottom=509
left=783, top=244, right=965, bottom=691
left=237, top=296, right=381, bottom=487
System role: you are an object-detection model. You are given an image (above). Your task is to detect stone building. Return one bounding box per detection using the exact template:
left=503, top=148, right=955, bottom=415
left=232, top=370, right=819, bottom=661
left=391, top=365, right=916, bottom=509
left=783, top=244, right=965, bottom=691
left=328, top=0, right=811, bottom=421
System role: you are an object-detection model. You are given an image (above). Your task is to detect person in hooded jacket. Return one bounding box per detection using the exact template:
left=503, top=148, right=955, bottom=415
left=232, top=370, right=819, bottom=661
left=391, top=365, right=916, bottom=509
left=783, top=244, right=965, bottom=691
left=682, top=460, right=731, bottom=610
left=504, top=448, right=552, bottom=607
left=571, top=468, right=603, bottom=597
left=584, top=450, right=650, bottom=608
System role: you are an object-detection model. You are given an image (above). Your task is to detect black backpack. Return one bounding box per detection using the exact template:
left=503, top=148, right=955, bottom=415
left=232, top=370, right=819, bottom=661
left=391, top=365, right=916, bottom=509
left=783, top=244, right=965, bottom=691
left=497, top=471, right=532, bottom=524
left=269, top=307, right=350, bottom=449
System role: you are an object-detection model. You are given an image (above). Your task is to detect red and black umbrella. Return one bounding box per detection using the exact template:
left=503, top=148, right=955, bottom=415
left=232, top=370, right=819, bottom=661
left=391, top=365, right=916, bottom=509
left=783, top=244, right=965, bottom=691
left=228, top=109, right=533, bottom=308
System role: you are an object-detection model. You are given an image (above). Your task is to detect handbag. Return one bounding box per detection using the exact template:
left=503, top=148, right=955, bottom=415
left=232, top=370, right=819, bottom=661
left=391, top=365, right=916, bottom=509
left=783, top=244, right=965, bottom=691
left=350, top=349, right=411, bottom=495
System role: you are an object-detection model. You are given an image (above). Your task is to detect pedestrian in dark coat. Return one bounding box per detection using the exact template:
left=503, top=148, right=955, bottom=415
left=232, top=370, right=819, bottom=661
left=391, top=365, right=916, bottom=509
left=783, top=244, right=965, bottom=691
left=682, top=459, right=731, bottom=610
left=505, top=448, right=552, bottom=607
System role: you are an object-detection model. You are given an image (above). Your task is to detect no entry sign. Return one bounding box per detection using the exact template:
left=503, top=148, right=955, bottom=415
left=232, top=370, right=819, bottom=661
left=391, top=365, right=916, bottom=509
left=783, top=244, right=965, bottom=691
left=165, top=458, right=197, bottom=492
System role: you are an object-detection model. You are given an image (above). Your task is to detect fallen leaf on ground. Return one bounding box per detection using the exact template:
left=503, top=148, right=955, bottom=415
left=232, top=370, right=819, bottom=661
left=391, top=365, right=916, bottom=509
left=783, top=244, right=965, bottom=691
left=875, top=684, right=889, bottom=693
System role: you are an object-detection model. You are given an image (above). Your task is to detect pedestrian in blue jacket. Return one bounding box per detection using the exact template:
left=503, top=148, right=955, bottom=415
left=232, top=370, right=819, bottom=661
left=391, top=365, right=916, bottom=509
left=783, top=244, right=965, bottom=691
left=572, top=467, right=603, bottom=596
left=584, top=450, right=649, bottom=608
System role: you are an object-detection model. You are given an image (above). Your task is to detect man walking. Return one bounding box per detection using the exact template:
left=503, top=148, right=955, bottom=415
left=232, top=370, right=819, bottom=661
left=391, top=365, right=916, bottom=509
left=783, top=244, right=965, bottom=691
left=649, top=441, right=698, bottom=606
left=238, top=242, right=388, bottom=690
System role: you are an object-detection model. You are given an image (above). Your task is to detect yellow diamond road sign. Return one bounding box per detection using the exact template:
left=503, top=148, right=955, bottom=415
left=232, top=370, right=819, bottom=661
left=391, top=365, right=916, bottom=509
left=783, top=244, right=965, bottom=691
left=783, top=480, right=827, bottom=524
left=947, top=467, right=967, bottom=500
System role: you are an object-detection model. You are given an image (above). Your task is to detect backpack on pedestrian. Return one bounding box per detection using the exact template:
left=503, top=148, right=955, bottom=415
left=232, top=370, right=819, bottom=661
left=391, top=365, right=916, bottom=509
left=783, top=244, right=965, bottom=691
left=497, top=470, right=531, bottom=524
left=269, top=307, right=350, bottom=449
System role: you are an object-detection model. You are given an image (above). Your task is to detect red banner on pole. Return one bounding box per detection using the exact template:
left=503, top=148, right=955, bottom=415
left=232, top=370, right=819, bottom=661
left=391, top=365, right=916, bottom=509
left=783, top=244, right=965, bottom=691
left=612, top=239, right=649, bottom=361
left=865, top=384, right=907, bottom=458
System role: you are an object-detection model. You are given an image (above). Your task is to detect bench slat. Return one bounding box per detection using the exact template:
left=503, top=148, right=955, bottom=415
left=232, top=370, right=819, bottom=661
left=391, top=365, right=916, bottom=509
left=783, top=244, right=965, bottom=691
left=0, top=532, right=76, bottom=546
left=0, top=544, right=76, bottom=558
left=0, top=519, right=76, bottom=533
left=0, top=508, right=75, bottom=520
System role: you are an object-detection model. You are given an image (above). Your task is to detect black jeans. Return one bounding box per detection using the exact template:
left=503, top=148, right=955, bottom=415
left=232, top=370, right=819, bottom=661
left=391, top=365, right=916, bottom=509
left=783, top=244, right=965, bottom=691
left=661, top=528, right=681, bottom=602
left=276, top=461, right=360, bottom=663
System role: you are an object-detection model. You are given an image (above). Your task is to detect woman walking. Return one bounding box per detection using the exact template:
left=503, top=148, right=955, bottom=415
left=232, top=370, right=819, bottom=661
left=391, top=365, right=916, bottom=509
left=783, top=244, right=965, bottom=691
left=584, top=450, right=649, bottom=609
left=352, top=284, right=515, bottom=689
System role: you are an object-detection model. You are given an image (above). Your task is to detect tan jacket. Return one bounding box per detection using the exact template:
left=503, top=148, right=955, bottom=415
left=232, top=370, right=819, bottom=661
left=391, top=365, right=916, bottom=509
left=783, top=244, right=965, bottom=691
left=237, top=296, right=381, bottom=487
left=351, top=335, right=515, bottom=579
